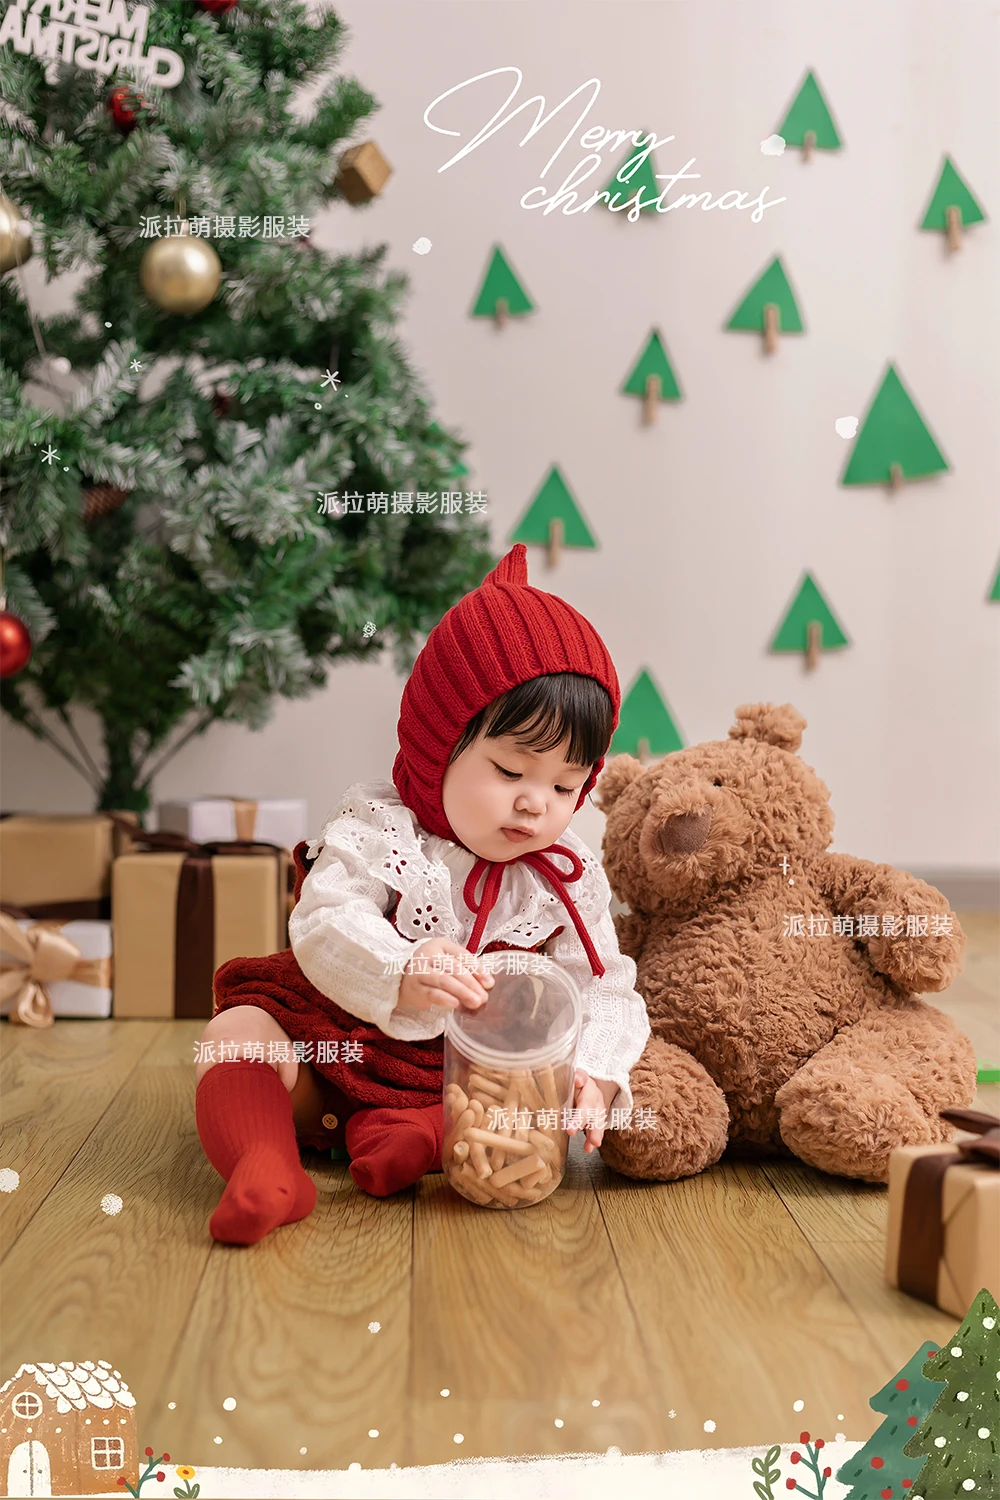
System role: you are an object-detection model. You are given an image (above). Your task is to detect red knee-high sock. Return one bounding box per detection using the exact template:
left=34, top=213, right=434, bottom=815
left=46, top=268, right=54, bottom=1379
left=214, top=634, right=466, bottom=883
left=195, top=1060, right=316, bottom=1245
left=346, top=1105, right=443, bottom=1197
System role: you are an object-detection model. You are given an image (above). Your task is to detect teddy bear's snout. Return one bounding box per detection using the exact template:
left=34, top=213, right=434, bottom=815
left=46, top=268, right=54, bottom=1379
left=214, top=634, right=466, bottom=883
left=653, top=807, right=714, bottom=856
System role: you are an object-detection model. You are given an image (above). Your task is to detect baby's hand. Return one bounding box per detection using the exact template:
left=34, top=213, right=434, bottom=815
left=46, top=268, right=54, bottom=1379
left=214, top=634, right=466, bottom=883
left=395, top=938, right=495, bottom=1018
left=569, top=1068, right=614, bottom=1154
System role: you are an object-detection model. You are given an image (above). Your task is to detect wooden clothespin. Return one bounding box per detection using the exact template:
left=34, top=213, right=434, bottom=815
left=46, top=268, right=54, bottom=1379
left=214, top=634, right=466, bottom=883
left=763, top=302, right=780, bottom=354
left=802, top=130, right=816, bottom=164
left=546, top=516, right=564, bottom=569
left=494, top=297, right=508, bottom=330
left=805, top=620, right=822, bottom=671
left=945, top=205, right=963, bottom=252
left=643, top=373, right=661, bottom=426
left=889, top=462, right=904, bottom=492
left=637, top=737, right=652, bottom=766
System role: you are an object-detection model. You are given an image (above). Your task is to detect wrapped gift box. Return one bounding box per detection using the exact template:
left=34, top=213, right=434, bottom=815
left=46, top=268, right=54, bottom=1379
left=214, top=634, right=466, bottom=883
left=157, top=797, right=307, bottom=851
left=112, top=834, right=291, bottom=1019
left=885, top=1109, right=1000, bottom=1318
left=0, top=813, right=122, bottom=917
left=0, top=914, right=113, bottom=1026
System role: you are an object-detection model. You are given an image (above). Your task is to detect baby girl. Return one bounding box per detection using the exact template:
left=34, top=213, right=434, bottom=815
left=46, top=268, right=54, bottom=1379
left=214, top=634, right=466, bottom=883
left=194, top=545, right=651, bottom=1243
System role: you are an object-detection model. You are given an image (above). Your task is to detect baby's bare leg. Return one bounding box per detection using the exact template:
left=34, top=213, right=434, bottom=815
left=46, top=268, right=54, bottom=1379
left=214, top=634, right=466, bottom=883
left=195, top=1005, right=299, bottom=1092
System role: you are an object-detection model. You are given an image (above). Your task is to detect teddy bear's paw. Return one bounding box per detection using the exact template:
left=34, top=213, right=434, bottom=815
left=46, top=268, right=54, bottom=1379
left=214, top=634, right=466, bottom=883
left=599, top=1039, right=730, bottom=1182
left=865, top=931, right=966, bottom=994
left=776, top=1069, right=938, bottom=1184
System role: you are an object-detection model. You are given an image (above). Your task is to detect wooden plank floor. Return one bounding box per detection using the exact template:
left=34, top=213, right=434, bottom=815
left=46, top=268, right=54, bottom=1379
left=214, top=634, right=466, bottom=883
left=2, top=916, right=997, bottom=1474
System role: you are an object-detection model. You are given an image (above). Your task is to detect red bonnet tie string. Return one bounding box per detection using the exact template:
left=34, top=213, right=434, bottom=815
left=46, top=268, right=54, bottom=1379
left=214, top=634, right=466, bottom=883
left=462, top=845, right=605, bottom=978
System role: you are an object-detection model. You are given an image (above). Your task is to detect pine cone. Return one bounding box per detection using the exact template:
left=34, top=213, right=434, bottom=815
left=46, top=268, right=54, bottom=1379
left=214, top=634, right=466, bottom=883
left=82, top=483, right=129, bottom=522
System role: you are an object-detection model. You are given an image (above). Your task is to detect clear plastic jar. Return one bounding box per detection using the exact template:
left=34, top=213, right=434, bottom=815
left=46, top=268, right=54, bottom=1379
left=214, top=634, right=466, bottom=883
left=442, top=954, right=582, bottom=1209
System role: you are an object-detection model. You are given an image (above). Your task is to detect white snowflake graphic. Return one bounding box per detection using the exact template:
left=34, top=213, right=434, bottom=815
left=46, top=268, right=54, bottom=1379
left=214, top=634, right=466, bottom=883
left=0, top=1168, right=20, bottom=1192
left=41, top=445, right=59, bottom=465
left=368, top=1321, right=381, bottom=1333
left=412, top=238, right=432, bottom=255
left=320, top=369, right=341, bottom=391
left=101, top=1193, right=123, bottom=1215
left=761, top=133, right=786, bottom=156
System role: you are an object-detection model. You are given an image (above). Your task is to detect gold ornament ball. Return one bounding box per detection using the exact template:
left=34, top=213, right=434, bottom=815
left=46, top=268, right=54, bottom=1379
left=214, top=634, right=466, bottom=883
left=139, top=233, right=221, bottom=314
left=0, top=193, right=33, bottom=275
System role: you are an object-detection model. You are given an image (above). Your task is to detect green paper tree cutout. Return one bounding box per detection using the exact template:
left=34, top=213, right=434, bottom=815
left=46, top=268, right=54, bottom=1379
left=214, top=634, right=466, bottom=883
left=841, top=365, right=949, bottom=486
left=621, top=330, right=683, bottom=401
left=600, top=133, right=661, bottom=215
left=902, top=1287, right=1000, bottom=1499
left=836, top=1340, right=940, bottom=1499
left=726, top=256, right=804, bottom=334
left=770, top=573, right=849, bottom=654
left=920, top=156, right=987, bottom=232
left=989, top=559, right=1000, bottom=602
left=776, top=69, right=843, bottom=150
left=509, top=466, right=597, bottom=549
left=610, top=669, right=684, bottom=758
left=470, top=245, right=535, bottom=318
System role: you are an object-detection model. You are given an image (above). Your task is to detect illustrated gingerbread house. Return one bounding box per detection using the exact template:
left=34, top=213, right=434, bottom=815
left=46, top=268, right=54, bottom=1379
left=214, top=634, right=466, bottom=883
left=0, top=1361, right=137, bottom=1497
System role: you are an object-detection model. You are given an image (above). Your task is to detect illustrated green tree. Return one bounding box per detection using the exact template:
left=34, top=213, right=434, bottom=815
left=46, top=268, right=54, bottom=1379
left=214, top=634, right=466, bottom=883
left=600, top=132, right=661, bottom=215
left=726, top=256, right=805, bottom=341
left=610, top=668, right=683, bottom=758
left=621, top=330, right=682, bottom=404
left=841, top=366, right=949, bottom=487
left=470, top=245, right=534, bottom=319
left=920, top=157, right=987, bottom=235
left=769, top=573, right=849, bottom=656
left=776, top=69, right=843, bottom=152
left=509, top=466, right=597, bottom=551
left=836, top=1340, right=940, bottom=1499
left=902, top=1288, right=1000, bottom=1499
left=0, top=1, right=492, bottom=816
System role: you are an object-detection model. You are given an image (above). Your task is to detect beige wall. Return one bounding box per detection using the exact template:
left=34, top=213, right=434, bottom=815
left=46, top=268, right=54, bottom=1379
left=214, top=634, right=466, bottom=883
left=2, top=0, right=998, bottom=876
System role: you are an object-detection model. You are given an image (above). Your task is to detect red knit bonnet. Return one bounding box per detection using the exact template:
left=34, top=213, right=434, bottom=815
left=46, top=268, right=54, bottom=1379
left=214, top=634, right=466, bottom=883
left=392, top=545, right=620, bottom=976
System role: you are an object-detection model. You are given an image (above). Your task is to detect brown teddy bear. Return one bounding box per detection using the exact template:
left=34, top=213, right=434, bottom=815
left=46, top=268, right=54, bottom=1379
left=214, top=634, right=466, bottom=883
left=596, top=701, right=977, bottom=1184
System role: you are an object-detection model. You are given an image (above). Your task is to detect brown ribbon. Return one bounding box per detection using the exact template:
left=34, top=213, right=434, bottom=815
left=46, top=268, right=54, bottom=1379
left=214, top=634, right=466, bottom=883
left=0, top=912, right=112, bottom=1028
left=115, top=821, right=288, bottom=1020
left=897, top=1108, right=1000, bottom=1304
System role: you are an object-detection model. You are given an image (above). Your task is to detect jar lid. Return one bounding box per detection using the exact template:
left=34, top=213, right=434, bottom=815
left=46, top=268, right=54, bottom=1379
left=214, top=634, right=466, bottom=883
left=444, top=953, right=582, bottom=1071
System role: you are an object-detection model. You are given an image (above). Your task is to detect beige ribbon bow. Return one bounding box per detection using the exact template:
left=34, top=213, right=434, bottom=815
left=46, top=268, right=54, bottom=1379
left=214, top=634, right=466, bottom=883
left=0, top=913, right=112, bottom=1028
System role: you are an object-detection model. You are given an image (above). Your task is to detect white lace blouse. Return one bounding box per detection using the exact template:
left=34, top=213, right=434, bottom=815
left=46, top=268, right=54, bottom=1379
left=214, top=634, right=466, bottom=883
left=288, top=781, right=650, bottom=1114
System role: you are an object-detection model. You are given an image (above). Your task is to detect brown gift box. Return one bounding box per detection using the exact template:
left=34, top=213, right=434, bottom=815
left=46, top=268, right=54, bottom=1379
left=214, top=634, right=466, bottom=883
left=885, top=1108, right=1000, bottom=1318
left=0, top=813, right=138, bottom=917
left=112, top=829, right=292, bottom=1019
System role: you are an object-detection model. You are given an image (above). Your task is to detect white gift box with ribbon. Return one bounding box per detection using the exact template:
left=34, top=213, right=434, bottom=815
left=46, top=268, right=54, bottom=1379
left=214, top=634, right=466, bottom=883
left=0, top=915, right=113, bottom=1026
left=156, top=797, right=307, bottom=849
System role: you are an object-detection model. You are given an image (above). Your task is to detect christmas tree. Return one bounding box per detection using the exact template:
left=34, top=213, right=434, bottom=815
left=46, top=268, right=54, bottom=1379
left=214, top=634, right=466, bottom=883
left=0, top=0, right=492, bottom=815
left=836, top=1340, right=940, bottom=1499
left=610, top=668, right=683, bottom=758
left=903, top=1288, right=1000, bottom=1499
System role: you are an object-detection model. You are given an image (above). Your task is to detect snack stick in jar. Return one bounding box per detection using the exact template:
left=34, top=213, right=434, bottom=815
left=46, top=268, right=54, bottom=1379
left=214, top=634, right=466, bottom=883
left=469, top=1140, right=493, bottom=1179
left=468, top=1096, right=486, bottom=1127
left=465, top=1127, right=534, bottom=1158
left=455, top=1164, right=492, bottom=1204
left=473, top=1174, right=521, bottom=1207
left=443, top=1106, right=475, bottom=1161
left=445, top=1083, right=469, bottom=1114
left=468, top=1072, right=505, bottom=1099
left=512, top=1070, right=546, bottom=1115
left=490, top=1152, right=546, bottom=1189
left=452, top=1140, right=470, bottom=1162
left=535, top=1065, right=562, bottom=1111
left=528, top=1129, right=561, bottom=1164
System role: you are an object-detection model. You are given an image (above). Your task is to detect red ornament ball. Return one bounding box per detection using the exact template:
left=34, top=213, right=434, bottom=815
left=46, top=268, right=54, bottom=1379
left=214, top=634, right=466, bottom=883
left=106, top=84, right=145, bottom=133
left=908, top=1415, right=918, bottom=1426
left=195, top=0, right=239, bottom=12
left=871, top=1456, right=885, bottom=1469
left=0, top=609, right=32, bottom=677
left=896, top=1379, right=910, bottom=1390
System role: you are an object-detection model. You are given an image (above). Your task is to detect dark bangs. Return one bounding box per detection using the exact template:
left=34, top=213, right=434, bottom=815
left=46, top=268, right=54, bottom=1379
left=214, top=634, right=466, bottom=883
left=449, top=673, right=615, bottom=767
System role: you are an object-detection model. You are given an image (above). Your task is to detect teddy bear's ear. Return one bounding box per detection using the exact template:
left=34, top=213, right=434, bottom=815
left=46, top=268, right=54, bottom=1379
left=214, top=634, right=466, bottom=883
left=728, top=702, right=807, bottom=753
left=594, top=754, right=645, bottom=812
